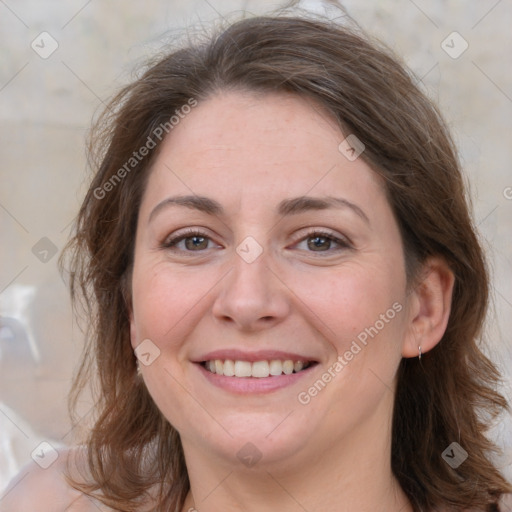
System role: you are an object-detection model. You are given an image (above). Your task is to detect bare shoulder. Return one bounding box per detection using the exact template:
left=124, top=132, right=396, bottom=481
left=499, top=493, right=512, bottom=511
left=0, top=447, right=108, bottom=512
left=441, top=493, right=512, bottom=512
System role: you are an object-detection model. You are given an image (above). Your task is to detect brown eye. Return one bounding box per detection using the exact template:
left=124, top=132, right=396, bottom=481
left=183, top=235, right=209, bottom=250
left=293, top=230, right=351, bottom=255
left=162, top=230, right=217, bottom=253
left=307, top=235, right=334, bottom=251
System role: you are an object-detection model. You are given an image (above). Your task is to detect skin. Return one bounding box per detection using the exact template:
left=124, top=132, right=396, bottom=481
left=0, top=90, right=454, bottom=512
left=128, top=90, right=454, bottom=512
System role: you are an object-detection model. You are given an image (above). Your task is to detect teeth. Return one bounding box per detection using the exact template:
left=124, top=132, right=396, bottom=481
left=269, top=360, right=283, bottom=376
left=294, top=361, right=304, bottom=372
left=234, top=360, right=252, bottom=377
left=251, top=361, right=270, bottom=378
left=223, top=359, right=235, bottom=377
left=204, top=359, right=310, bottom=378
left=282, top=360, right=294, bottom=375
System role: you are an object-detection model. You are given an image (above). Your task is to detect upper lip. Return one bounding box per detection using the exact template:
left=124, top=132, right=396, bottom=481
left=193, top=349, right=317, bottom=363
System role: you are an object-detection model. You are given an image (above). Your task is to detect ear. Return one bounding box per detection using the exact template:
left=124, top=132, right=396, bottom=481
left=121, top=270, right=138, bottom=350
left=129, top=309, right=138, bottom=351
left=401, top=256, right=455, bottom=358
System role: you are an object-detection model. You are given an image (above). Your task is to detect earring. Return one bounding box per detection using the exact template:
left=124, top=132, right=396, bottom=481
left=418, top=346, right=422, bottom=360
left=136, top=360, right=142, bottom=376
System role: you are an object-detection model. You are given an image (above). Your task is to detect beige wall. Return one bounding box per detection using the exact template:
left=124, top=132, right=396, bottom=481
left=1, top=0, right=511, bottom=488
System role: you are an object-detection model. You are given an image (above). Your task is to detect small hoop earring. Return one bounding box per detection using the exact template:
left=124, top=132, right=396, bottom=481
left=418, top=346, right=422, bottom=360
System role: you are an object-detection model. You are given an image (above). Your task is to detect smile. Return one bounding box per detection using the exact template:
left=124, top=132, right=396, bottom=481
left=194, top=350, right=319, bottom=393
left=202, top=359, right=312, bottom=378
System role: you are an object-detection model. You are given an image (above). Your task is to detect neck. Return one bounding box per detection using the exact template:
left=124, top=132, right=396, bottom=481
left=180, top=398, right=413, bottom=512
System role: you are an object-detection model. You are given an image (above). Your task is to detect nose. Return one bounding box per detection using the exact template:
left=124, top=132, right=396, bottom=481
left=211, top=251, right=290, bottom=332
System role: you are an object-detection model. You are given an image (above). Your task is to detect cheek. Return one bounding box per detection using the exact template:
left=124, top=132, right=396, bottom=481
left=286, top=265, right=406, bottom=438
left=130, top=261, right=219, bottom=348
left=130, top=264, right=215, bottom=430
left=292, top=264, right=404, bottom=348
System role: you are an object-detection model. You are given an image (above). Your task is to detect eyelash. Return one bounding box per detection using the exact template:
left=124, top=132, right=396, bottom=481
left=161, top=228, right=352, bottom=256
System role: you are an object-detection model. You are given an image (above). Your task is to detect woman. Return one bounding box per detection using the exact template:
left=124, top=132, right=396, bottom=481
left=2, top=9, right=511, bottom=512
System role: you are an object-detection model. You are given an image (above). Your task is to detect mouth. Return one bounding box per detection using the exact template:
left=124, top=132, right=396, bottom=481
left=201, top=359, right=315, bottom=378
left=191, top=349, right=320, bottom=395
left=193, top=351, right=319, bottom=394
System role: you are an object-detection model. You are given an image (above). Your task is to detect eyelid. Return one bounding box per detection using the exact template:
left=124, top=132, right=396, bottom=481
left=161, top=227, right=221, bottom=251
left=290, top=227, right=351, bottom=243
left=161, top=226, right=352, bottom=255
left=289, top=227, right=353, bottom=253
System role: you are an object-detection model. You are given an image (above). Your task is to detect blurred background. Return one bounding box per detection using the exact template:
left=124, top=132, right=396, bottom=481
left=1, top=0, right=511, bottom=493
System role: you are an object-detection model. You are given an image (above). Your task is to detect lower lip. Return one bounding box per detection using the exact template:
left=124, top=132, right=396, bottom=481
left=195, top=363, right=317, bottom=394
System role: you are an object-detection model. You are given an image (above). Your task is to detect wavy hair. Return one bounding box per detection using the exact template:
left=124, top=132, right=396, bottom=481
left=61, top=12, right=511, bottom=512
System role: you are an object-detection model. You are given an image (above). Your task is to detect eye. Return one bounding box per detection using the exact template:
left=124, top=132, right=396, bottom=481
left=161, top=229, right=219, bottom=253
left=292, top=229, right=351, bottom=254
left=161, top=228, right=351, bottom=256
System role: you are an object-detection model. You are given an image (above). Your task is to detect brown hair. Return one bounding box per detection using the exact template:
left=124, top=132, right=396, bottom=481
left=61, top=12, right=511, bottom=512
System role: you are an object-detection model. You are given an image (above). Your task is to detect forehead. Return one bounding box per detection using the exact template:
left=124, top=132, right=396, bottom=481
left=141, top=90, right=386, bottom=217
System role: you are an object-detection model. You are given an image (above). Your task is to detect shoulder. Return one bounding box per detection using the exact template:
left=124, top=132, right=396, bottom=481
left=499, top=493, right=512, bottom=511
left=0, top=447, right=108, bottom=512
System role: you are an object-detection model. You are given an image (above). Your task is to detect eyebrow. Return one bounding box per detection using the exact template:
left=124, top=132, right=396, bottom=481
left=148, top=194, right=370, bottom=225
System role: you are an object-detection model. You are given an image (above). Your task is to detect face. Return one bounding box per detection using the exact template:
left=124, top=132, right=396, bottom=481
left=130, top=90, right=413, bottom=470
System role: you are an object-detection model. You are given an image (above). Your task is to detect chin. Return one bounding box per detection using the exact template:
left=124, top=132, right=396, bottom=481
left=177, top=405, right=331, bottom=471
